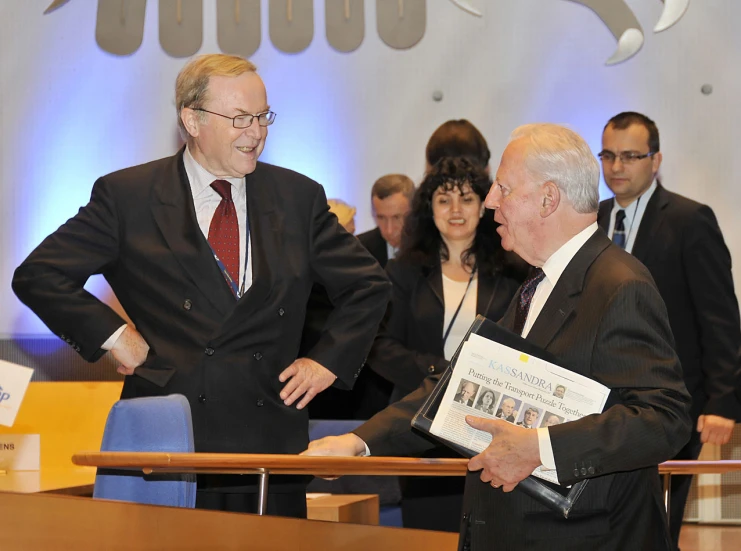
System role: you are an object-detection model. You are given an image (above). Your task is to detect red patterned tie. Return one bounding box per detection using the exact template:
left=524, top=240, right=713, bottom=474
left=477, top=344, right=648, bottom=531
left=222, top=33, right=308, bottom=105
left=208, top=180, right=240, bottom=290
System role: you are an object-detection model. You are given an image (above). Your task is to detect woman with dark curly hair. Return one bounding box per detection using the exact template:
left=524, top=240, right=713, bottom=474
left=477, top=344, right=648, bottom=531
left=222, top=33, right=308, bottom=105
left=475, top=389, right=498, bottom=416
left=366, top=156, right=525, bottom=533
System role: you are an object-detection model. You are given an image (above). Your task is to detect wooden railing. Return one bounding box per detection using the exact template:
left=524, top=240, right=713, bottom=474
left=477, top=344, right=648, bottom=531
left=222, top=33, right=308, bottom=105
left=72, top=452, right=741, bottom=519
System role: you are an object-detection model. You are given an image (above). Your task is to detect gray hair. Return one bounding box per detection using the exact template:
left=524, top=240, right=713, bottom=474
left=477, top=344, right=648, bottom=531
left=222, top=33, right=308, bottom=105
left=509, top=124, right=599, bottom=214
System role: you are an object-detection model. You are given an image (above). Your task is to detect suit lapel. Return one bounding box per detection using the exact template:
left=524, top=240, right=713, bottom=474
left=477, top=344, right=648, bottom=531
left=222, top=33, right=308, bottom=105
left=631, top=182, right=670, bottom=263
left=374, top=228, right=389, bottom=266
left=525, top=232, right=611, bottom=350
left=237, top=164, right=278, bottom=311
left=476, top=271, right=500, bottom=316
left=425, top=264, right=444, bottom=308
left=151, top=151, right=235, bottom=316
left=597, top=199, right=612, bottom=233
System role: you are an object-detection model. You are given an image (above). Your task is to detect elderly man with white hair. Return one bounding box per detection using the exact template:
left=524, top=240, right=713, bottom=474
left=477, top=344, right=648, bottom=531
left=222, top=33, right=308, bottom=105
left=304, top=123, right=691, bottom=550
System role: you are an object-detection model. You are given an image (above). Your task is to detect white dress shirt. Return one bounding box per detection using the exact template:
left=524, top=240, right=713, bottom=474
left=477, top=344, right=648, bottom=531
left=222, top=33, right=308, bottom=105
left=442, top=274, right=478, bottom=360
left=605, top=180, right=657, bottom=254
left=529, top=223, right=599, bottom=479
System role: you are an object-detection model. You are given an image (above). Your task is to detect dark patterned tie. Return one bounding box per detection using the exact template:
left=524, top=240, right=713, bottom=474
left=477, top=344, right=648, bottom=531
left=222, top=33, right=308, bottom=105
left=612, top=209, right=627, bottom=249
left=208, top=180, right=240, bottom=289
left=513, top=267, right=546, bottom=336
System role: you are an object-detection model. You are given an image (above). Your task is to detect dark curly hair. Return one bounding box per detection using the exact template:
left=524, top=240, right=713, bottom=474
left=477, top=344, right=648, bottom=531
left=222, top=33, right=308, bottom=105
left=398, top=157, right=505, bottom=276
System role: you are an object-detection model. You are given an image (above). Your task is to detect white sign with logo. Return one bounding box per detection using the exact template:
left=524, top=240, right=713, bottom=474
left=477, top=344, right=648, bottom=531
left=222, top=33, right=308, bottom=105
left=0, top=434, right=40, bottom=471
left=0, top=359, right=34, bottom=427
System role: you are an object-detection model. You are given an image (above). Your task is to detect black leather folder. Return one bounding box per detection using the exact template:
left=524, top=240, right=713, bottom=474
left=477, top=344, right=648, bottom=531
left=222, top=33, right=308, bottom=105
left=411, top=315, right=589, bottom=518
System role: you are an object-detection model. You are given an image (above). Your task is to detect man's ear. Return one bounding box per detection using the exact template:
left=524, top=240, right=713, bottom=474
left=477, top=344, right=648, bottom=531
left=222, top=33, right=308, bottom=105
left=180, top=107, right=200, bottom=138
left=541, top=182, right=560, bottom=217
left=652, top=151, right=663, bottom=176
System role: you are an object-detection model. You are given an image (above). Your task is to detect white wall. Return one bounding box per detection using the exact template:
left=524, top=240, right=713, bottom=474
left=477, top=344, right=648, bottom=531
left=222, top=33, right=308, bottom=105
left=2, top=0, right=740, bottom=336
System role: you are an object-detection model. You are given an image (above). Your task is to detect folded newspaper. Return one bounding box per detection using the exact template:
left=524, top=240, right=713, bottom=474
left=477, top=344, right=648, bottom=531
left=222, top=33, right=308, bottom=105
left=412, top=315, right=611, bottom=516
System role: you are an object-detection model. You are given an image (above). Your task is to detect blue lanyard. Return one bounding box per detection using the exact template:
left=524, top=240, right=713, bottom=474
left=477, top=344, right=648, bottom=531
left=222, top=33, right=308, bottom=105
left=208, top=203, right=251, bottom=299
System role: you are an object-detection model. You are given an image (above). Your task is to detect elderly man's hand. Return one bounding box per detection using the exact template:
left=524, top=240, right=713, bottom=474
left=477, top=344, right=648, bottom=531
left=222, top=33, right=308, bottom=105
left=697, top=414, right=736, bottom=445
left=466, top=415, right=542, bottom=492
left=300, top=433, right=366, bottom=457
left=111, top=326, right=149, bottom=376
left=279, top=357, right=337, bottom=409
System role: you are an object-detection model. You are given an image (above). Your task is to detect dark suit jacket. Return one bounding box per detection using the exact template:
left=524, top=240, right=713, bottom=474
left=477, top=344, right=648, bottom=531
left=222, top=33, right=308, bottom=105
left=366, top=257, right=524, bottom=397
left=12, top=150, right=390, bottom=455
left=598, top=184, right=741, bottom=421
left=357, top=227, right=389, bottom=268
left=355, top=230, right=692, bottom=550
left=301, top=225, right=396, bottom=420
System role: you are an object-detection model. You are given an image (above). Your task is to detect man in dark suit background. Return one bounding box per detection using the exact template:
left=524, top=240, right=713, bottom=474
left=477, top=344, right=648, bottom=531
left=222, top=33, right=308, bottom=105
left=357, top=174, right=415, bottom=268
left=12, top=54, right=389, bottom=517
left=597, top=111, right=741, bottom=549
left=303, top=123, right=692, bottom=550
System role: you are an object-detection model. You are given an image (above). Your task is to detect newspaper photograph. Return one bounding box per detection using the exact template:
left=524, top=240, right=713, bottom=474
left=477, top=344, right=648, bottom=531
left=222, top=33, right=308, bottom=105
left=429, top=333, right=611, bottom=485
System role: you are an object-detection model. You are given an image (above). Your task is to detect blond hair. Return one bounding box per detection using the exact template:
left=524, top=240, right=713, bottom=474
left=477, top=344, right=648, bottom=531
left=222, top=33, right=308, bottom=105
left=175, top=54, right=257, bottom=136
left=327, top=199, right=357, bottom=229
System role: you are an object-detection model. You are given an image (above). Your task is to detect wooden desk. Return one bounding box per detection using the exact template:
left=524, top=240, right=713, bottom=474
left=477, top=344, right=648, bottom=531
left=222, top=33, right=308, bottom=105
left=0, top=382, right=122, bottom=469
left=0, top=467, right=95, bottom=495
left=0, top=381, right=122, bottom=495
left=307, top=493, right=379, bottom=525
left=0, top=491, right=458, bottom=551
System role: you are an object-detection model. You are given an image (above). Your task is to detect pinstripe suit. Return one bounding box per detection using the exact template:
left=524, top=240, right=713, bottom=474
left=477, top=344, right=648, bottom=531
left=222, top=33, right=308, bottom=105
left=355, top=230, right=692, bottom=550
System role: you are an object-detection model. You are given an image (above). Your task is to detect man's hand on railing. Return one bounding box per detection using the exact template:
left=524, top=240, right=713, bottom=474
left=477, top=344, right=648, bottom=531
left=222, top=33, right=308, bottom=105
left=697, top=414, right=736, bottom=445
left=300, top=434, right=367, bottom=457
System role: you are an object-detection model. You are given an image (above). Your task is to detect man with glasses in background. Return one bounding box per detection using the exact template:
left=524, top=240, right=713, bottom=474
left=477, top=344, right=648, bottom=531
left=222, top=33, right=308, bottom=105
left=597, top=111, right=741, bottom=549
left=12, top=54, right=389, bottom=518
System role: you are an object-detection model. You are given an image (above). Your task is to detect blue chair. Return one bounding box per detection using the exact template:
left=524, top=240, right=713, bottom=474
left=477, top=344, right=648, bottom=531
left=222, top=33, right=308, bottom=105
left=93, top=394, right=196, bottom=508
left=308, top=419, right=403, bottom=527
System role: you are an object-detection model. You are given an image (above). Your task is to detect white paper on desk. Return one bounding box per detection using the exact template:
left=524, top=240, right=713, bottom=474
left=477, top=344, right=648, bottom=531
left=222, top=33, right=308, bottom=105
left=0, top=360, right=34, bottom=427
left=0, top=434, right=40, bottom=470
left=429, top=334, right=610, bottom=484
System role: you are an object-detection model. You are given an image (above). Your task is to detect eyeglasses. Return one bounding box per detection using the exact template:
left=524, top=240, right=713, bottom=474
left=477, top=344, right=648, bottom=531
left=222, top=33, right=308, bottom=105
left=597, top=150, right=657, bottom=164
left=191, top=108, right=276, bottom=128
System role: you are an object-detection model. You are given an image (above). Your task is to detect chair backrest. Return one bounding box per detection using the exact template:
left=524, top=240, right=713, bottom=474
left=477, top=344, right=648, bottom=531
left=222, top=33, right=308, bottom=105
left=308, top=419, right=364, bottom=441
left=93, top=394, right=196, bottom=508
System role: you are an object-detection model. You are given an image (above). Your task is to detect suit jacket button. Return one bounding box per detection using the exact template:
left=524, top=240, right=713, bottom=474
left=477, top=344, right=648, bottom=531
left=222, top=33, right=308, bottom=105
left=573, top=469, right=580, bottom=477
left=183, top=299, right=192, bottom=311
left=278, top=308, right=285, bottom=316
left=587, top=466, right=595, bottom=475
left=198, top=394, right=206, bottom=403
left=253, top=352, right=262, bottom=360
left=428, top=365, right=435, bottom=373
left=256, top=399, right=264, bottom=407
left=580, top=467, right=587, bottom=476
left=205, top=347, right=215, bottom=356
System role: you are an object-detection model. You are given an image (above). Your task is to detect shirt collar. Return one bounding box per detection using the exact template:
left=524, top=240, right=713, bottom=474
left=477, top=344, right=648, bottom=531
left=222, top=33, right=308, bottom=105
left=610, top=179, right=657, bottom=218
left=541, top=223, right=599, bottom=288
left=183, top=145, right=245, bottom=197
